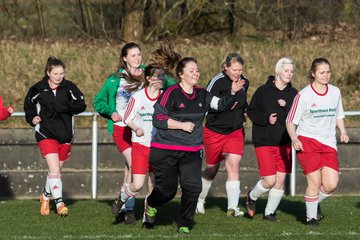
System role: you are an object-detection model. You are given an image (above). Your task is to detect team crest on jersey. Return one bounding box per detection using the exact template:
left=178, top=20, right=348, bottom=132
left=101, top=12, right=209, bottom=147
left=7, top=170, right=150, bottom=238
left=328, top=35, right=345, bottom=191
left=179, top=103, right=185, bottom=108
left=311, top=102, right=317, bottom=108
left=141, top=106, right=145, bottom=110
left=199, top=103, right=202, bottom=107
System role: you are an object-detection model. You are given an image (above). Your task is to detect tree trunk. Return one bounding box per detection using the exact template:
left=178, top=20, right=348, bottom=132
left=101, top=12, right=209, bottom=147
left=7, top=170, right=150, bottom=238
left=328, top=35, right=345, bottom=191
left=122, top=0, right=143, bottom=41
left=35, top=0, right=46, bottom=37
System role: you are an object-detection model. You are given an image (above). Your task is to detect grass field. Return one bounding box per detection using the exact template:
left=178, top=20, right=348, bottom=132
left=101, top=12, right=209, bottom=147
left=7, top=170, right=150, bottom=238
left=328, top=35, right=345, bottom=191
left=0, top=196, right=359, bottom=239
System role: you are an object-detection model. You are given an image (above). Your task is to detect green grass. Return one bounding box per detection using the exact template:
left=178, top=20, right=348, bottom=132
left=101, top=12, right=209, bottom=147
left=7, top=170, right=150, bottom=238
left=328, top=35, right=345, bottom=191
left=0, top=196, right=359, bottom=239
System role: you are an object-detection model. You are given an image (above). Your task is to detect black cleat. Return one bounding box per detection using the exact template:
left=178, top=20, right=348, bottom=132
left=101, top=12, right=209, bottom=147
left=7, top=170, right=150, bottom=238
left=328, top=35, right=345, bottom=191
left=245, top=190, right=256, bottom=218
left=112, top=196, right=125, bottom=217
left=263, top=213, right=280, bottom=222
left=306, top=218, right=319, bottom=226
left=317, top=205, right=324, bottom=221
left=124, top=210, right=136, bottom=225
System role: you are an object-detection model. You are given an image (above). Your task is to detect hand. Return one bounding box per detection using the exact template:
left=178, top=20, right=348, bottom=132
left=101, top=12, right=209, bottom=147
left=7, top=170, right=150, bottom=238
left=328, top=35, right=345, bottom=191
left=182, top=122, right=195, bottom=133
left=340, top=132, right=349, bottom=143
left=32, top=116, right=41, bottom=125
left=269, top=113, right=277, bottom=125
left=111, top=112, right=122, bottom=122
left=231, top=79, right=245, bottom=95
left=148, top=78, right=164, bottom=89
left=7, top=106, right=14, bottom=114
left=278, top=99, right=286, bottom=107
left=135, top=128, right=144, bottom=137
left=292, top=138, right=304, bottom=151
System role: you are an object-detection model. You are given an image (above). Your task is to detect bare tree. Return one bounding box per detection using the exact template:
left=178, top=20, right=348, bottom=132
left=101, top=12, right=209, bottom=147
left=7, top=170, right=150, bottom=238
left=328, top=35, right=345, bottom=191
left=35, top=0, right=46, bottom=37
left=122, top=0, right=144, bottom=41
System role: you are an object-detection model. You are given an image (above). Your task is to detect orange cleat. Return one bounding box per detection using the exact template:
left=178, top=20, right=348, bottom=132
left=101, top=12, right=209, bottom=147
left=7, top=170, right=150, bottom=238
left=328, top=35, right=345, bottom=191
left=40, top=195, right=50, bottom=215
left=57, top=203, right=68, bottom=217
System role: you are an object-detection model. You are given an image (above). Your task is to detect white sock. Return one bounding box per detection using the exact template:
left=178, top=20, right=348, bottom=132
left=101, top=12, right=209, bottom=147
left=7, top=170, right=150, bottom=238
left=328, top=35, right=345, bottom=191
left=198, top=177, right=213, bottom=204
left=250, top=180, right=270, bottom=200
left=49, top=174, right=63, bottom=208
left=265, top=188, right=284, bottom=215
left=43, top=174, right=51, bottom=200
left=226, top=180, right=240, bottom=210
left=305, top=195, right=319, bottom=221
left=120, top=185, right=138, bottom=202
left=318, top=190, right=331, bottom=203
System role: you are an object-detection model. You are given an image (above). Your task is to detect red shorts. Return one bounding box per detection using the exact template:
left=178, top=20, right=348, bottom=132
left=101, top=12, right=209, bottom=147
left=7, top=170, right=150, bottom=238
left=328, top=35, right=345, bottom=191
left=296, top=136, right=338, bottom=175
left=203, top=127, right=245, bottom=165
left=255, top=144, right=292, bottom=176
left=131, top=142, right=153, bottom=174
left=113, top=125, right=132, bottom=153
left=38, top=139, right=71, bottom=161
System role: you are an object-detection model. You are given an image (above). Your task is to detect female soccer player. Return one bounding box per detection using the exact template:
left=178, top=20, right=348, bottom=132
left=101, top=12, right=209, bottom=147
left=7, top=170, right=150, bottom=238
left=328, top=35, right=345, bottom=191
left=143, top=57, right=244, bottom=234
left=197, top=53, right=249, bottom=217
left=245, top=57, right=297, bottom=221
left=24, top=56, right=86, bottom=217
left=111, top=64, right=164, bottom=225
left=286, top=57, right=349, bottom=226
left=94, top=42, right=144, bottom=224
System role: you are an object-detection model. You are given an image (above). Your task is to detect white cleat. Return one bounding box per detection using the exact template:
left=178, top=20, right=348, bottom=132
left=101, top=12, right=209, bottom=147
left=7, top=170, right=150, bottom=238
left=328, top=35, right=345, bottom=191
left=196, top=201, right=205, bottom=214
left=227, top=207, right=245, bottom=217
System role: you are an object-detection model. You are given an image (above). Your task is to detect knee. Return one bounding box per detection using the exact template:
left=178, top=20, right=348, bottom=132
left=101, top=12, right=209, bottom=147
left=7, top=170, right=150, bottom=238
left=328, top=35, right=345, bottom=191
left=202, top=168, right=217, bottom=180
left=262, top=178, right=276, bottom=189
left=181, top=181, right=202, bottom=200
left=322, top=182, right=338, bottom=193
left=131, top=182, right=144, bottom=192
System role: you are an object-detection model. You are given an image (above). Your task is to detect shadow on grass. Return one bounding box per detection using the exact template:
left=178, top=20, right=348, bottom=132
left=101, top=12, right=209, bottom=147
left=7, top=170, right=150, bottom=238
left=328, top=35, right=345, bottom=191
left=203, top=196, right=305, bottom=223
left=99, top=199, right=180, bottom=226
left=33, top=196, right=78, bottom=215
left=357, top=201, right=360, bottom=208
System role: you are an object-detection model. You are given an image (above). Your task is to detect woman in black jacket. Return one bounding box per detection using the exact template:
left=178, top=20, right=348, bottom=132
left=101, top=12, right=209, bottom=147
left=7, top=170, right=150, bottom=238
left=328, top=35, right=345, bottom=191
left=245, top=57, right=297, bottom=221
left=24, top=57, right=86, bottom=217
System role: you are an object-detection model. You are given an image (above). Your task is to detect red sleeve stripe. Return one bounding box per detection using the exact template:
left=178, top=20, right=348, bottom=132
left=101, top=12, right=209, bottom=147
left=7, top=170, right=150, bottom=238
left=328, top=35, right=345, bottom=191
left=160, top=84, right=178, bottom=106
left=156, top=113, right=169, bottom=121
left=287, top=94, right=300, bottom=122
left=124, top=97, right=135, bottom=122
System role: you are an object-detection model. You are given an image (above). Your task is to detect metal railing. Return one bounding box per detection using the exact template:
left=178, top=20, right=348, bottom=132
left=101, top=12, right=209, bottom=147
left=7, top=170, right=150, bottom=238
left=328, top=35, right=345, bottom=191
left=9, top=111, right=360, bottom=198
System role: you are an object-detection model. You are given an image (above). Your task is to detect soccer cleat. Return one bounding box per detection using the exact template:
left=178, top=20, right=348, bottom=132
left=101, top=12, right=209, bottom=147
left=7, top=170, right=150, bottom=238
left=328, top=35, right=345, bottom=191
left=263, top=213, right=280, bottom=222
left=306, top=218, right=319, bottom=226
left=57, top=203, right=68, bottom=217
left=115, top=211, right=126, bottom=223
left=195, top=201, right=205, bottom=214
left=142, top=202, right=157, bottom=229
left=227, top=207, right=245, bottom=217
left=111, top=196, right=125, bottom=217
left=317, top=205, right=324, bottom=221
left=40, top=195, right=50, bottom=215
left=124, top=210, right=136, bottom=225
left=178, top=226, right=190, bottom=234
left=245, top=190, right=256, bottom=218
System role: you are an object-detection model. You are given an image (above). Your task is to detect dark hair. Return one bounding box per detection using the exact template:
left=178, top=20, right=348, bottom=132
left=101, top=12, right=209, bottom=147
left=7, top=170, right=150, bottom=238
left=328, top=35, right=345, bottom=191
left=223, top=53, right=244, bottom=69
left=143, top=64, right=164, bottom=88
left=149, top=42, right=181, bottom=83
left=117, top=42, right=143, bottom=93
left=175, top=57, right=197, bottom=79
left=309, top=57, right=331, bottom=82
left=118, top=42, right=141, bottom=69
left=43, top=56, right=65, bottom=80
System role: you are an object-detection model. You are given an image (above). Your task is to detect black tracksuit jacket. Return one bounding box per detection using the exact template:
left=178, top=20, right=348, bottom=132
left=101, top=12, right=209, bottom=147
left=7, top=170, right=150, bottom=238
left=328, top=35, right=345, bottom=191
left=205, top=72, right=249, bottom=134
left=247, top=76, right=297, bottom=147
left=24, top=78, right=87, bottom=143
